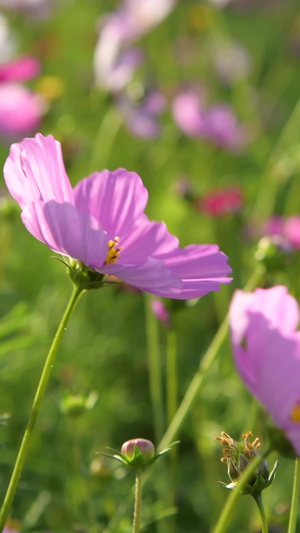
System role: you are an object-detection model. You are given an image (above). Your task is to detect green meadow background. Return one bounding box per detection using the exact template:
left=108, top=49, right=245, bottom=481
left=1, top=1, right=300, bottom=531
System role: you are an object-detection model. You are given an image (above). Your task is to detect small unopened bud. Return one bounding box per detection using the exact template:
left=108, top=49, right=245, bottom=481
left=121, top=439, right=155, bottom=462
left=61, top=391, right=98, bottom=418
left=97, top=439, right=178, bottom=470
left=255, top=236, right=295, bottom=272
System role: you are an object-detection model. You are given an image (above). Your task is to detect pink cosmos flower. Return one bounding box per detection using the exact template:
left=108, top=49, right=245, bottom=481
left=197, top=187, right=243, bottom=217
left=264, top=216, right=300, bottom=250
left=0, top=56, right=40, bottom=82
left=0, top=83, right=43, bottom=139
left=94, top=0, right=176, bottom=92
left=151, top=298, right=170, bottom=326
left=4, top=133, right=232, bottom=299
left=172, top=89, right=207, bottom=138
left=172, top=88, right=247, bottom=152
left=94, top=13, right=144, bottom=92
left=229, top=286, right=300, bottom=456
left=0, top=55, right=43, bottom=140
left=0, top=0, right=56, bottom=19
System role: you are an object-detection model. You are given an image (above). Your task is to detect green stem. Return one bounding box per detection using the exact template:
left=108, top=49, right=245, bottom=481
left=166, top=328, right=177, bottom=428
left=132, top=469, right=142, bottom=533
left=144, top=294, right=165, bottom=443
left=88, top=106, right=123, bottom=172
left=0, top=284, right=84, bottom=530
left=166, top=327, right=178, bottom=533
left=158, top=265, right=264, bottom=451
left=211, top=450, right=271, bottom=533
left=288, top=457, right=300, bottom=533
left=253, top=493, right=268, bottom=533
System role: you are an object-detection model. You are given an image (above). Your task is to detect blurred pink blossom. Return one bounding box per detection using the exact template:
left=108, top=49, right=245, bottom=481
left=172, top=88, right=247, bottom=152
left=264, top=216, right=300, bottom=250
left=230, top=286, right=300, bottom=456
left=94, top=0, right=176, bottom=92
left=204, top=104, right=247, bottom=151
left=0, top=56, right=40, bottom=82
left=172, top=89, right=207, bottom=138
left=94, top=13, right=144, bottom=92
left=117, top=89, right=166, bottom=138
left=0, top=83, right=43, bottom=139
left=0, top=0, right=56, bottom=18
left=4, top=133, right=232, bottom=299
left=197, top=187, right=243, bottom=217
left=151, top=298, right=170, bottom=326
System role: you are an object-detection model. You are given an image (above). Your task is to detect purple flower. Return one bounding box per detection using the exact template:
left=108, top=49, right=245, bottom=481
left=172, top=88, right=247, bottom=152
left=229, top=286, right=300, bottom=456
left=203, top=104, right=247, bottom=152
left=116, top=89, right=165, bottom=139
left=4, top=133, right=231, bottom=299
left=0, top=0, right=56, bottom=19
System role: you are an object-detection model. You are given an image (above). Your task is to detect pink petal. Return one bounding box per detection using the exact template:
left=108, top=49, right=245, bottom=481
left=163, top=244, right=232, bottom=280
left=3, top=133, right=73, bottom=209
left=101, top=257, right=181, bottom=295
left=0, top=84, right=42, bottom=139
left=74, top=169, right=148, bottom=240
left=0, top=56, right=40, bottom=82
left=21, top=201, right=108, bottom=268
left=120, top=216, right=179, bottom=262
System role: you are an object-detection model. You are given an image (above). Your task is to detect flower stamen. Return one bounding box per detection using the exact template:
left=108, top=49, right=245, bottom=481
left=105, top=236, right=122, bottom=265
left=291, top=402, right=300, bottom=423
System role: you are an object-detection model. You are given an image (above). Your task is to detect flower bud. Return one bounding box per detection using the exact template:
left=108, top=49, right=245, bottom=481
left=215, top=430, right=278, bottom=497
left=121, top=438, right=155, bottom=461
left=97, top=439, right=178, bottom=470
left=255, top=236, right=295, bottom=272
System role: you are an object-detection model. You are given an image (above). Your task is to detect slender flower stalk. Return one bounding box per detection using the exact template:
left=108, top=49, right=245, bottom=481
left=211, top=449, right=272, bottom=533
left=253, top=493, right=268, bottom=533
left=158, top=265, right=264, bottom=451
left=288, top=457, right=300, bottom=533
left=0, top=284, right=84, bottom=530
left=132, top=469, right=142, bottom=533
left=144, top=293, right=165, bottom=443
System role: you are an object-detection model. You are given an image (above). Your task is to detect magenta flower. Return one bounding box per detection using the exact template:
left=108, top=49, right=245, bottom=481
left=4, top=133, right=231, bottom=299
left=0, top=56, right=40, bottom=82
left=0, top=83, right=43, bottom=139
left=0, top=55, right=43, bottom=140
left=197, top=186, right=243, bottom=217
left=151, top=298, right=170, bottom=326
left=229, top=285, right=300, bottom=456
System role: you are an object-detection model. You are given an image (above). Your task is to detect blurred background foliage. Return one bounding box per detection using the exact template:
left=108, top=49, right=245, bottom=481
left=1, top=0, right=300, bottom=531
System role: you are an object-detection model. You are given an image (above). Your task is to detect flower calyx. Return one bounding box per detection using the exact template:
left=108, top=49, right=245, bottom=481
left=215, top=430, right=278, bottom=497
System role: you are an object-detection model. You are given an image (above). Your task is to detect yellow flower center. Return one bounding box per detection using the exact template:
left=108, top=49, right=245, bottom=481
left=291, top=402, right=300, bottom=423
left=105, top=237, right=122, bottom=265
